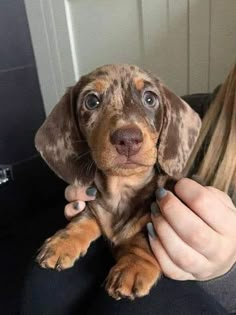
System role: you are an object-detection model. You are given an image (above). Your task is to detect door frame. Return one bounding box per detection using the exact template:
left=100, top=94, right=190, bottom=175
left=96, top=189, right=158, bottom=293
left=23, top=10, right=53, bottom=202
left=24, top=0, right=76, bottom=115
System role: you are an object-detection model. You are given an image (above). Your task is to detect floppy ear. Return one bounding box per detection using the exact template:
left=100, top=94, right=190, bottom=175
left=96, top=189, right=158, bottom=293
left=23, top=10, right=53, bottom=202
left=157, top=85, right=201, bottom=177
left=35, top=83, right=95, bottom=185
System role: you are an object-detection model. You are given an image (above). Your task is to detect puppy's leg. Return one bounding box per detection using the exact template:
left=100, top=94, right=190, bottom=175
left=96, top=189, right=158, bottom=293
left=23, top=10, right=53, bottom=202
left=106, top=232, right=161, bottom=300
left=37, top=209, right=101, bottom=270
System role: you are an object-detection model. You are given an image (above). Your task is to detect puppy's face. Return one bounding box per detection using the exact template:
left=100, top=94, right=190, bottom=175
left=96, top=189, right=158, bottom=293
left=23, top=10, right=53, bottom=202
left=76, top=65, right=164, bottom=176
left=35, top=63, right=201, bottom=184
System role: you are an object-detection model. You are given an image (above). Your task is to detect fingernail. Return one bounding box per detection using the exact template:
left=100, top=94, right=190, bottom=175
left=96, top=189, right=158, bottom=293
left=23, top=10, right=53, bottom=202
left=150, top=202, right=160, bottom=217
left=73, top=201, right=80, bottom=211
left=156, top=188, right=167, bottom=201
left=147, top=222, right=157, bottom=239
left=86, top=187, right=97, bottom=196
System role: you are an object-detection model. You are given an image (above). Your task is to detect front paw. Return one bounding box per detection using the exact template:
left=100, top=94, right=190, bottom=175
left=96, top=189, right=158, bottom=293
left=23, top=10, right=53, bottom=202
left=106, top=257, right=161, bottom=300
left=36, top=230, right=87, bottom=271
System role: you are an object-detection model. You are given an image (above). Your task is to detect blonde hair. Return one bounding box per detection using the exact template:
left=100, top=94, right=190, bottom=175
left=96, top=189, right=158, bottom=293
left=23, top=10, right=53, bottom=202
left=185, top=63, right=236, bottom=203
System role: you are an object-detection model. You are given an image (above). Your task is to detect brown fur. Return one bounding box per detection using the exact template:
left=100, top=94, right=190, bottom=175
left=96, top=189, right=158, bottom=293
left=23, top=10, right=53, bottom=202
left=35, top=64, right=201, bottom=299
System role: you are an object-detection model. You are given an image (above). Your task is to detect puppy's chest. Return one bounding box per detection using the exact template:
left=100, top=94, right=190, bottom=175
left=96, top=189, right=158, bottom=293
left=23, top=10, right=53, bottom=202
left=88, top=174, right=157, bottom=244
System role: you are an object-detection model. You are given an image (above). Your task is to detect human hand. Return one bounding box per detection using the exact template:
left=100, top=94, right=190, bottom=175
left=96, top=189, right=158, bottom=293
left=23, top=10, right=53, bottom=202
left=147, top=178, right=236, bottom=281
left=64, top=185, right=97, bottom=220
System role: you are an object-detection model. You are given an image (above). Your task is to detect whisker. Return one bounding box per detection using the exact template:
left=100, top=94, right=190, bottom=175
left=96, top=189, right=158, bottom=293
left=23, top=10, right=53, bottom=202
left=86, top=160, right=93, bottom=177
left=78, top=159, right=89, bottom=179
left=73, top=151, right=90, bottom=162
left=85, top=160, right=90, bottom=177
left=87, top=160, right=95, bottom=177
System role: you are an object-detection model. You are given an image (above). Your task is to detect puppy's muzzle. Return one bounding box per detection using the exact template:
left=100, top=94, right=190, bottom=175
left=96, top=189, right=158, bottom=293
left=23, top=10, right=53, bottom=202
left=110, top=126, right=143, bottom=157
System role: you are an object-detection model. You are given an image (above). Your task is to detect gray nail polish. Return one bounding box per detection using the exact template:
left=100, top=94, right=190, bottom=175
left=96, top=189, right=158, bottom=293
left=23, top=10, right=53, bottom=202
left=147, top=222, right=157, bottom=239
left=86, top=187, right=97, bottom=197
left=73, top=201, right=80, bottom=211
left=156, top=187, right=167, bottom=201
left=150, top=202, right=160, bottom=216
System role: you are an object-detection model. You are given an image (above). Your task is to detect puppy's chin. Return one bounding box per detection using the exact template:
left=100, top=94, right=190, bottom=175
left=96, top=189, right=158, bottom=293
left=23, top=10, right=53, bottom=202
left=102, top=164, right=152, bottom=177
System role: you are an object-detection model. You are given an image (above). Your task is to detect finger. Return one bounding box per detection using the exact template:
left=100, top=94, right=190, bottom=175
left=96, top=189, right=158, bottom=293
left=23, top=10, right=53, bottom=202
left=174, top=178, right=236, bottom=234
left=65, top=185, right=97, bottom=202
left=64, top=201, right=86, bottom=220
left=205, top=186, right=235, bottom=208
left=150, top=215, right=210, bottom=275
left=147, top=224, right=195, bottom=280
left=191, top=175, right=235, bottom=209
left=154, top=191, right=221, bottom=258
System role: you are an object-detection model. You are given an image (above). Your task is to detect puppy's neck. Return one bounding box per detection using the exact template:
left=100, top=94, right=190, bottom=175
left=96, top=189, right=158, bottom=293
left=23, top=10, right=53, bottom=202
left=94, top=166, right=155, bottom=208
left=90, top=166, right=156, bottom=242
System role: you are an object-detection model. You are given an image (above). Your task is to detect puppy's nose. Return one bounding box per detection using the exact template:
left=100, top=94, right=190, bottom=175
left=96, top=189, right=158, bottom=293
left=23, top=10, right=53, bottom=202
left=110, top=127, right=143, bottom=157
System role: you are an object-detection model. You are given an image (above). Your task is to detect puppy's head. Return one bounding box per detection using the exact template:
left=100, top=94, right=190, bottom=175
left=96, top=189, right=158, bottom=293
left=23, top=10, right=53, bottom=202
left=35, top=64, right=201, bottom=185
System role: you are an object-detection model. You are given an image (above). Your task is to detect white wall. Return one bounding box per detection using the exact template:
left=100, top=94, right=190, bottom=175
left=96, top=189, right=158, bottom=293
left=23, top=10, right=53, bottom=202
left=25, top=0, right=236, bottom=115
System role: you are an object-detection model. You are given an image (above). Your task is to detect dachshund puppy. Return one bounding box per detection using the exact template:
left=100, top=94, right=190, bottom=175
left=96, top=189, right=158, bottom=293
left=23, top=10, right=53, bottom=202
left=35, top=64, right=201, bottom=300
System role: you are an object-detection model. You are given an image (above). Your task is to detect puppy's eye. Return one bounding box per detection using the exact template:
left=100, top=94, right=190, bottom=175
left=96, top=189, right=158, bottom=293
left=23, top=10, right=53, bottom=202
left=143, top=91, right=159, bottom=108
left=85, top=94, right=100, bottom=110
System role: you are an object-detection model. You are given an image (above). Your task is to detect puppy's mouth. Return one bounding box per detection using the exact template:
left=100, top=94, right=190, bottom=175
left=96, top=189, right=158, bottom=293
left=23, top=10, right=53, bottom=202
left=114, top=156, right=154, bottom=169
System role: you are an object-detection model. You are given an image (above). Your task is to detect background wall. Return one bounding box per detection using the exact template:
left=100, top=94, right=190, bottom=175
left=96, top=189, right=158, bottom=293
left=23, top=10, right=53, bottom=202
left=25, top=0, right=236, bottom=115
left=0, top=0, right=45, bottom=164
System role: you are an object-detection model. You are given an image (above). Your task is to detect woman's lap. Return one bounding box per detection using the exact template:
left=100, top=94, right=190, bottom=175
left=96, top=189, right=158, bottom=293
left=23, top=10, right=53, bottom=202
left=21, top=237, right=114, bottom=315
left=21, top=238, right=229, bottom=315
left=87, top=278, right=229, bottom=315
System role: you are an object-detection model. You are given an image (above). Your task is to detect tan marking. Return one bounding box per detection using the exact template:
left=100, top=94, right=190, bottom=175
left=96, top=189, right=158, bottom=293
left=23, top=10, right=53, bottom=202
left=106, top=233, right=161, bottom=299
left=81, top=80, right=109, bottom=95
left=36, top=213, right=101, bottom=270
left=95, top=80, right=106, bottom=93
left=134, top=77, right=144, bottom=90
